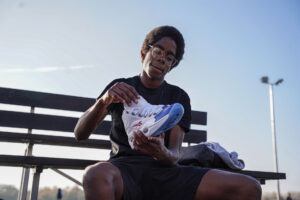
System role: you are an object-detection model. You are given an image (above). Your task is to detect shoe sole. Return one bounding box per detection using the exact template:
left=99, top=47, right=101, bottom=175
left=151, top=103, right=184, bottom=137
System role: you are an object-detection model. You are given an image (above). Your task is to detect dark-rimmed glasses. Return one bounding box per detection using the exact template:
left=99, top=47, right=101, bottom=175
left=148, top=45, right=177, bottom=67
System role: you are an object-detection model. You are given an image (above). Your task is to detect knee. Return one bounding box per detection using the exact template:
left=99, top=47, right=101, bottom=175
left=83, top=162, right=121, bottom=188
left=240, top=176, right=262, bottom=199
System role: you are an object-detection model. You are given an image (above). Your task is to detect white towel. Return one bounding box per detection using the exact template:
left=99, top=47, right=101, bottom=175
left=200, top=141, right=245, bottom=170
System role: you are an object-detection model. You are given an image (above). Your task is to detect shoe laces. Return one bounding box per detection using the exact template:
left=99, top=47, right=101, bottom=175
left=126, top=105, right=163, bottom=118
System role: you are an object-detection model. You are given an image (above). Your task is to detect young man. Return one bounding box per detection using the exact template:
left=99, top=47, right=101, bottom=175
left=74, top=26, right=262, bottom=200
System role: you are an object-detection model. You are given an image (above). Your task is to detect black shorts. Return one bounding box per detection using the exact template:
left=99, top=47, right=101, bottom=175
left=109, top=155, right=210, bottom=200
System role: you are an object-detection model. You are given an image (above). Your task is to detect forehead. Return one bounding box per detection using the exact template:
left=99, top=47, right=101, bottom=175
left=153, top=37, right=177, bottom=55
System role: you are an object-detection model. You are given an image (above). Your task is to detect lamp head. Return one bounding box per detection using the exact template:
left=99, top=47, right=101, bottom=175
left=275, top=79, right=284, bottom=85
left=261, top=76, right=269, bottom=84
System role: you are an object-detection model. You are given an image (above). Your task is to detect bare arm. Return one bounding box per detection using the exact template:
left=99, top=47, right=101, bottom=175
left=74, top=82, right=139, bottom=141
left=74, top=97, right=109, bottom=141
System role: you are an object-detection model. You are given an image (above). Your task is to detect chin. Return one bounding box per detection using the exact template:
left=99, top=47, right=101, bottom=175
left=149, top=74, right=164, bottom=81
left=143, top=68, right=165, bottom=81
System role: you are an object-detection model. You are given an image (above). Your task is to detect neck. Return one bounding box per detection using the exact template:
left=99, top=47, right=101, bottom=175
left=139, top=72, right=164, bottom=88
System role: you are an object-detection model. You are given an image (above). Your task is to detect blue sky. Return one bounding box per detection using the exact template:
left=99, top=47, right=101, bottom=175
left=0, top=0, right=299, bottom=195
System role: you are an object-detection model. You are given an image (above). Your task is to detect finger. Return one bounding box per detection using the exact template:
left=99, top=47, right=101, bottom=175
left=157, top=132, right=165, bottom=138
left=148, top=136, right=161, bottom=144
left=109, top=83, right=126, bottom=103
left=137, top=131, right=149, bottom=145
left=133, top=138, right=140, bottom=150
left=122, top=84, right=140, bottom=103
left=134, top=131, right=148, bottom=146
left=118, top=83, right=137, bottom=105
left=115, top=83, right=135, bottom=106
left=112, top=86, right=131, bottom=105
left=108, top=90, right=125, bottom=103
left=133, top=131, right=143, bottom=145
left=133, top=136, right=148, bottom=152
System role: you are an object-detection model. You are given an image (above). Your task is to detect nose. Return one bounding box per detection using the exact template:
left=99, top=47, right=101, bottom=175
left=156, top=53, right=166, bottom=65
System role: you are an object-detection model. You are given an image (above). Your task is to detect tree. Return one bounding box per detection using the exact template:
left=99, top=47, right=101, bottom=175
left=0, top=184, right=18, bottom=200
left=62, top=186, right=84, bottom=200
left=38, top=186, right=58, bottom=200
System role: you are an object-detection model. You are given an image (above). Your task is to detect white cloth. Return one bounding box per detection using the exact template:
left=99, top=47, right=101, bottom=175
left=200, top=141, right=245, bottom=170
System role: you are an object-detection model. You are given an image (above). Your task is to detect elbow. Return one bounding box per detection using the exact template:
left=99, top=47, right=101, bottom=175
left=172, top=156, right=179, bottom=165
left=169, top=151, right=180, bottom=165
left=74, top=131, right=83, bottom=141
left=162, top=158, right=178, bottom=167
left=74, top=128, right=82, bottom=141
left=74, top=129, right=89, bottom=141
left=159, top=153, right=179, bottom=166
left=74, top=121, right=88, bottom=141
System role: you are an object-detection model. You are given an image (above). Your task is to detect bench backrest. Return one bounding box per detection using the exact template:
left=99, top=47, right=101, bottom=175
left=0, top=86, right=287, bottom=189
left=0, top=87, right=207, bottom=150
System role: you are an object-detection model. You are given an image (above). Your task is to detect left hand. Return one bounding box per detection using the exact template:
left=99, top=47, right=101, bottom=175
left=133, top=130, right=166, bottom=160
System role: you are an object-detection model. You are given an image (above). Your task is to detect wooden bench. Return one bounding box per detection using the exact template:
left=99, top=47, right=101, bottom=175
left=0, top=86, right=286, bottom=200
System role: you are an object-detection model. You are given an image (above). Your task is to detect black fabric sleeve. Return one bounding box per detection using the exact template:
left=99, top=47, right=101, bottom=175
left=178, top=90, right=192, bottom=133
left=97, top=78, right=125, bottom=112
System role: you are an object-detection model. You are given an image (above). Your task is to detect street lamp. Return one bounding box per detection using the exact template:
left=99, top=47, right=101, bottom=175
left=261, top=76, right=283, bottom=200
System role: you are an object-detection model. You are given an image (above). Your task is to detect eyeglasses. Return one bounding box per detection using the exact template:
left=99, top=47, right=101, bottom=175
left=148, top=45, right=177, bottom=67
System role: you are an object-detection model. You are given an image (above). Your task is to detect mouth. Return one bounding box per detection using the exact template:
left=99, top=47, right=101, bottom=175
left=150, top=64, right=164, bottom=73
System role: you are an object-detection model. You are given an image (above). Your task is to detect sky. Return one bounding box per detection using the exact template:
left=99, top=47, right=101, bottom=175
left=0, top=0, right=299, bottom=196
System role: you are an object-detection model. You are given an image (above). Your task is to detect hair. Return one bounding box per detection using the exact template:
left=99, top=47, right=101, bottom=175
left=141, top=25, right=185, bottom=69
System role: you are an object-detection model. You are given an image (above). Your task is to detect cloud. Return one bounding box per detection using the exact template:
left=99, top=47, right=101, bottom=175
left=0, top=65, right=94, bottom=73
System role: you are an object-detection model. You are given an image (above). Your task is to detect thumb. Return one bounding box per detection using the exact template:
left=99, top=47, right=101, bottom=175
left=157, top=132, right=165, bottom=138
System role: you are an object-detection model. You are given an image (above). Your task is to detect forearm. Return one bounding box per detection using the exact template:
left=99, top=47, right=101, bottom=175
left=156, top=126, right=184, bottom=165
left=156, top=147, right=179, bottom=166
left=74, top=97, right=108, bottom=141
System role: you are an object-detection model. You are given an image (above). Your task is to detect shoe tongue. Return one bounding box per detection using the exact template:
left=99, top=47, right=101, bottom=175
left=136, top=96, right=148, bottom=107
left=123, top=96, right=148, bottom=110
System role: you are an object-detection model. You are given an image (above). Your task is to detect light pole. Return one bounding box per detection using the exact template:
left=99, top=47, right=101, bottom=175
left=261, top=76, right=283, bottom=200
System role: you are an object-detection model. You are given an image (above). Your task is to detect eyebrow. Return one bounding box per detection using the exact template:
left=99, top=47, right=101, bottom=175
left=154, top=44, right=176, bottom=57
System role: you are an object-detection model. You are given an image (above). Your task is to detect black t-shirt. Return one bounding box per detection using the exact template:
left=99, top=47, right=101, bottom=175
left=98, top=75, right=191, bottom=158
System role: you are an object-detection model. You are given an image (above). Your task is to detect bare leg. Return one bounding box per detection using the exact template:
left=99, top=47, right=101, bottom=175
left=194, top=169, right=262, bottom=200
left=83, top=162, right=124, bottom=200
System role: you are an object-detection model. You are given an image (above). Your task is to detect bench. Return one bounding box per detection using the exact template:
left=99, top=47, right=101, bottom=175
left=0, top=86, right=286, bottom=200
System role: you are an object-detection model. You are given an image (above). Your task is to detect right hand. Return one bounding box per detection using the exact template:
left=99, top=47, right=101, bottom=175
left=102, top=82, right=140, bottom=106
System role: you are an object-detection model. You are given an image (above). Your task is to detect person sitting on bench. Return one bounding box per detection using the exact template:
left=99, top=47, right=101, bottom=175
left=74, top=25, right=262, bottom=200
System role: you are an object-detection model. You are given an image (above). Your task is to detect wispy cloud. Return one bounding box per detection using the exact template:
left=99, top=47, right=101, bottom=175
left=0, top=65, right=94, bottom=73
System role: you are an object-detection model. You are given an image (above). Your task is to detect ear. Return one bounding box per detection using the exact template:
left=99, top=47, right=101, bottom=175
left=141, top=50, right=145, bottom=62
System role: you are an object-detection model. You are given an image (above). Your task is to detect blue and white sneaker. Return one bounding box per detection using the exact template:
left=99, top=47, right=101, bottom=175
left=122, top=96, right=184, bottom=149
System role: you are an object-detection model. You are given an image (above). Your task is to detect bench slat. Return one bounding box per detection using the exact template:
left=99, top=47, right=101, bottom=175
left=0, top=130, right=206, bottom=147
left=0, top=110, right=207, bottom=143
left=0, top=87, right=94, bottom=112
left=0, top=87, right=208, bottom=126
left=191, top=111, right=207, bottom=125
left=0, top=154, right=100, bottom=169
left=223, top=169, right=286, bottom=180
left=0, top=131, right=111, bottom=149
left=0, top=155, right=286, bottom=180
left=183, top=130, right=206, bottom=143
left=0, top=110, right=111, bottom=135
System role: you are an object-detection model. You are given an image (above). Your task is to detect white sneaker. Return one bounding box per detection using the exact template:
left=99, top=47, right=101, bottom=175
left=122, top=96, right=184, bottom=149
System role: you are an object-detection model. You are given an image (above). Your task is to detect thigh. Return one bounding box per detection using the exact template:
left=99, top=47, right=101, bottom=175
left=109, top=157, right=145, bottom=200
left=147, top=165, right=210, bottom=200
left=194, top=169, right=261, bottom=200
